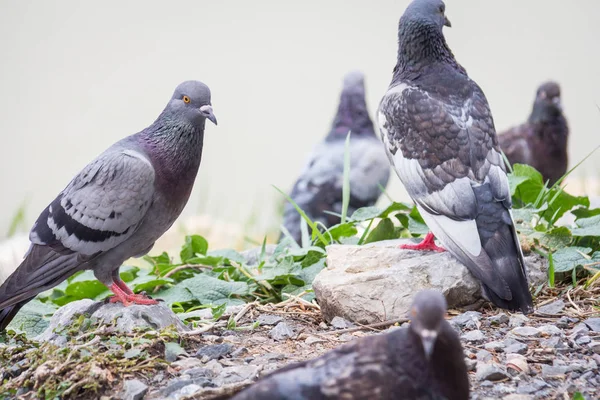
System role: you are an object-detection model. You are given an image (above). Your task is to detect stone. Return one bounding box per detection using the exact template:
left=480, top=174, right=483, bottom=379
left=508, top=314, right=529, bottom=328
left=485, top=341, right=506, bottom=352
left=305, top=336, right=327, bottom=345
left=195, top=344, right=234, bottom=361
left=465, top=358, right=477, bottom=372
left=575, top=335, right=591, bottom=345
left=172, top=358, right=203, bottom=370
left=506, top=353, right=529, bottom=375
left=213, top=365, right=261, bottom=386
left=488, top=313, right=509, bottom=326
left=257, top=314, right=283, bottom=326
left=330, top=316, right=355, bottom=329
left=161, top=379, right=194, bottom=397
left=36, top=300, right=187, bottom=344
left=537, top=299, right=565, bottom=315
left=541, top=365, right=568, bottom=379
left=451, top=311, right=482, bottom=330
left=462, top=330, right=485, bottom=343
left=584, top=318, right=600, bottom=332
left=230, top=347, right=249, bottom=358
left=269, top=322, right=295, bottom=341
left=476, top=363, right=510, bottom=381
left=120, top=379, right=149, bottom=400
left=476, top=350, right=493, bottom=362
left=589, top=342, right=600, bottom=354
left=571, top=323, right=591, bottom=336
left=313, top=239, right=482, bottom=323
left=504, top=341, right=528, bottom=355
left=537, top=325, right=562, bottom=336
left=510, top=327, right=540, bottom=338
left=503, top=395, right=533, bottom=400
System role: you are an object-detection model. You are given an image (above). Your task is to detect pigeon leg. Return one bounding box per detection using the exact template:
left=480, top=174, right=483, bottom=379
left=399, top=232, right=445, bottom=252
left=109, top=270, right=159, bottom=305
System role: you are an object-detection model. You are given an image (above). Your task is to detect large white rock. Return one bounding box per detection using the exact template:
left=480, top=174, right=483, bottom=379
left=313, top=239, right=546, bottom=324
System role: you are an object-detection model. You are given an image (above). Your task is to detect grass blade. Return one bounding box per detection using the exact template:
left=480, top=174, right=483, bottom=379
left=341, top=131, right=352, bottom=224
left=548, top=251, right=555, bottom=288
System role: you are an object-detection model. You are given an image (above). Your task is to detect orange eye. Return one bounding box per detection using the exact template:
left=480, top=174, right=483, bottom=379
left=182, top=95, right=191, bottom=104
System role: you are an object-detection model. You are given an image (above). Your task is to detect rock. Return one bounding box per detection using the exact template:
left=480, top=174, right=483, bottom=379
left=451, top=311, right=482, bottom=330
left=510, top=327, right=540, bottom=338
left=537, top=325, right=562, bottom=336
left=537, top=299, right=565, bottom=315
left=465, top=358, right=477, bottom=372
left=476, top=363, right=510, bottom=381
left=503, top=395, right=533, bottom=400
left=504, top=341, right=528, bottom=355
left=463, top=330, right=486, bottom=343
left=584, top=318, right=600, bottom=332
left=161, top=379, right=194, bottom=397
left=305, top=336, right=327, bottom=345
left=476, top=350, right=493, bottom=362
left=120, top=379, right=148, bottom=400
left=488, top=313, right=509, bottom=326
left=256, top=314, right=283, bottom=326
left=230, top=347, right=249, bottom=358
left=541, top=365, right=568, bottom=379
left=269, top=322, right=295, bottom=341
left=195, top=344, right=234, bottom=361
left=509, top=314, right=529, bottom=328
left=485, top=341, right=506, bottom=352
left=213, top=365, right=261, bottom=386
left=516, top=379, right=548, bottom=394
left=571, top=322, right=591, bottom=336
left=330, top=316, right=355, bottom=329
left=575, top=335, right=591, bottom=345
left=170, top=384, right=201, bottom=399
left=589, top=342, right=600, bottom=354
left=37, top=300, right=188, bottom=344
left=313, top=239, right=482, bottom=323
left=172, top=358, right=203, bottom=370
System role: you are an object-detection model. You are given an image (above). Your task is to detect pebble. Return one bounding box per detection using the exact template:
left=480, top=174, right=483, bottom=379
left=230, top=347, right=249, bottom=358
left=120, top=379, right=148, bottom=400
left=584, top=317, right=600, bottom=332
left=575, top=335, right=591, bottom=345
left=462, top=330, right=486, bottom=343
left=465, top=358, right=477, bottom=372
left=305, top=335, right=327, bottom=345
left=269, top=322, right=295, bottom=341
left=330, top=316, right=355, bottom=329
left=504, top=341, right=528, bottom=355
left=571, top=323, right=590, bottom=336
left=485, top=341, right=505, bottom=352
left=171, top=357, right=203, bottom=370
left=506, top=353, right=529, bottom=375
left=503, top=395, right=533, bottom=400
left=477, top=350, right=493, bottom=362
left=488, top=313, right=509, bottom=326
left=195, top=343, right=234, bottom=361
left=537, top=325, right=562, bottom=336
left=589, top=342, right=600, bottom=354
left=213, top=365, right=261, bottom=386
left=476, top=363, right=510, bottom=381
left=451, top=311, right=482, bottom=329
left=537, top=299, right=565, bottom=315
left=509, top=314, right=529, bottom=328
left=257, top=314, right=283, bottom=326
left=510, top=326, right=540, bottom=338
left=516, top=379, right=548, bottom=394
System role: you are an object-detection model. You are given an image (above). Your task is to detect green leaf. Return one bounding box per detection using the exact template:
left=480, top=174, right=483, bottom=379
left=186, top=256, right=225, bottom=267
left=571, top=207, right=600, bottom=220
left=536, top=226, right=573, bottom=250
left=341, top=131, right=351, bottom=224
left=119, top=266, right=139, bottom=282
left=65, top=280, right=109, bottom=301
left=144, top=252, right=171, bottom=266
left=164, top=342, right=186, bottom=362
left=548, top=252, right=555, bottom=288
left=180, top=235, right=209, bottom=262
left=572, top=215, right=600, bottom=237
left=350, top=206, right=382, bottom=221
left=572, top=392, right=585, bottom=400
left=509, top=164, right=544, bottom=199
left=155, top=285, right=196, bottom=307
left=552, top=247, right=593, bottom=273
left=132, top=278, right=173, bottom=293
left=208, top=249, right=246, bottom=264
left=211, top=303, right=227, bottom=320
left=6, top=299, right=57, bottom=336
left=327, top=223, right=358, bottom=241
left=364, top=218, right=397, bottom=244
left=181, top=275, right=249, bottom=305
left=379, top=202, right=412, bottom=218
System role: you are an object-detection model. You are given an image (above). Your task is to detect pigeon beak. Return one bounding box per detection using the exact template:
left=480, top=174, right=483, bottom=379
left=200, top=105, right=218, bottom=125
left=419, top=329, right=438, bottom=360
left=444, top=16, right=452, bottom=27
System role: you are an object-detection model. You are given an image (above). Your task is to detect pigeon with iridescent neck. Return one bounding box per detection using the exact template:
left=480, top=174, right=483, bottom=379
left=0, top=80, right=217, bottom=330
left=281, top=71, right=390, bottom=244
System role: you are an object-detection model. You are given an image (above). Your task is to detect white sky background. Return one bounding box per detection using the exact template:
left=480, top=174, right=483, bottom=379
left=0, top=0, right=599, bottom=239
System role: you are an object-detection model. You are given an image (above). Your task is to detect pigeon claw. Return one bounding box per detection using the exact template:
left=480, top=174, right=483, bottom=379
left=108, top=284, right=158, bottom=306
left=399, top=232, right=445, bottom=252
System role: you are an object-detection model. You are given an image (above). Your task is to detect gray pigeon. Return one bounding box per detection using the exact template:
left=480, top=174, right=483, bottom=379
left=377, top=0, right=534, bottom=313
left=0, top=80, right=217, bottom=330
left=281, top=71, right=390, bottom=243
left=499, top=81, right=569, bottom=185
left=230, top=290, right=469, bottom=400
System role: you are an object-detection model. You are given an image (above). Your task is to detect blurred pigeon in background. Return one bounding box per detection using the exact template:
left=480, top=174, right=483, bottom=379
left=231, top=289, right=469, bottom=400
left=377, top=0, right=534, bottom=313
left=0, top=80, right=217, bottom=330
left=281, top=71, right=390, bottom=244
left=499, top=81, right=569, bottom=185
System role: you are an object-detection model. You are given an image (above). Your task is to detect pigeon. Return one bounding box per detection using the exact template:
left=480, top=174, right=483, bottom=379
left=281, top=71, right=390, bottom=243
left=498, top=81, right=569, bottom=185
left=377, top=0, right=534, bottom=313
left=230, top=290, right=469, bottom=400
left=0, top=80, right=217, bottom=331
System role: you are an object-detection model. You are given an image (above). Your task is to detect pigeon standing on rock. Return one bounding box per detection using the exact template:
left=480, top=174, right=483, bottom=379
left=377, top=0, right=534, bottom=313
left=0, top=80, right=217, bottom=330
left=281, top=71, right=390, bottom=244
left=499, top=81, right=569, bottom=185
left=231, top=289, right=469, bottom=400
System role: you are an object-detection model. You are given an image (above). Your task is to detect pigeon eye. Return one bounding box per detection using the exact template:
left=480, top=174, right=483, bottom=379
left=439, top=5, right=445, bottom=13
left=182, top=95, right=191, bottom=104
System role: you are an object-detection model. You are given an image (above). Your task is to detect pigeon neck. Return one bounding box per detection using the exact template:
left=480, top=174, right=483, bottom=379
left=328, top=89, right=375, bottom=139
left=393, top=20, right=461, bottom=79
left=528, top=102, right=562, bottom=125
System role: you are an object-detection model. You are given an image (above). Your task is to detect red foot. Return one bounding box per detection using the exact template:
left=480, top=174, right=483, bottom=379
left=108, top=283, right=158, bottom=306
left=399, top=232, right=445, bottom=253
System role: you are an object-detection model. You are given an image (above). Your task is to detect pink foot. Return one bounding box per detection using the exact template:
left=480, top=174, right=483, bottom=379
left=399, top=232, right=445, bottom=252
left=108, top=283, right=159, bottom=306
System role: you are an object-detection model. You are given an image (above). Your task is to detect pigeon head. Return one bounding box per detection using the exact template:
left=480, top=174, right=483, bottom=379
left=329, top=71, right=375, bottom=138
left=408, top=289, right=448, bottom=360
left=402, top=0, right=451, bottom=29
left=165, top=80, right=217, bottom=127
left=530, top=81, right=563, bottom=123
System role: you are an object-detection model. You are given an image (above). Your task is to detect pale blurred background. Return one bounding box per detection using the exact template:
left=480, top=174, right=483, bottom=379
left=0, top=0, right=599, bottom=255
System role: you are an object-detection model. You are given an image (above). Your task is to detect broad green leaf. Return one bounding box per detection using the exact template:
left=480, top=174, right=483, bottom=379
left=211, top=303, right=227, bottom=319
left=552, top=247, right=592, bottom=273
left=143, top=252, right=171, bottom=266
left=181, top=274, right=249, bottom=305
left=6, top=299, right=57, bottom=337
left=65, top=280, right=108, bottom=300
left=164, top=341, right=186, bottom=362
left=119, top=265, right=139, bottom=282
left=350, top=206, right=382, bottom=221
left=327, top=223, right=358, bottom=241
left=509, top=164, right=544, bottom=200
left=571, top=207, right=600, bottom=220
left=282, top=285, right=315, bottom=302
left=208, top=249, right=246, bottom=264
left=298, top=258, right=326, bottom=285
left=572, top=215, right=600, bottom=237
left=379, top=202, right=412, bottom=218
left=186, top=256, right=225, bottom=267
left=180, top=235, right=209, bottom=262
left=132, top=278, right=173, bottom=293
left=364, top=218, right=397, bottom=244
left=156, top=285, right=195, bottom=307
